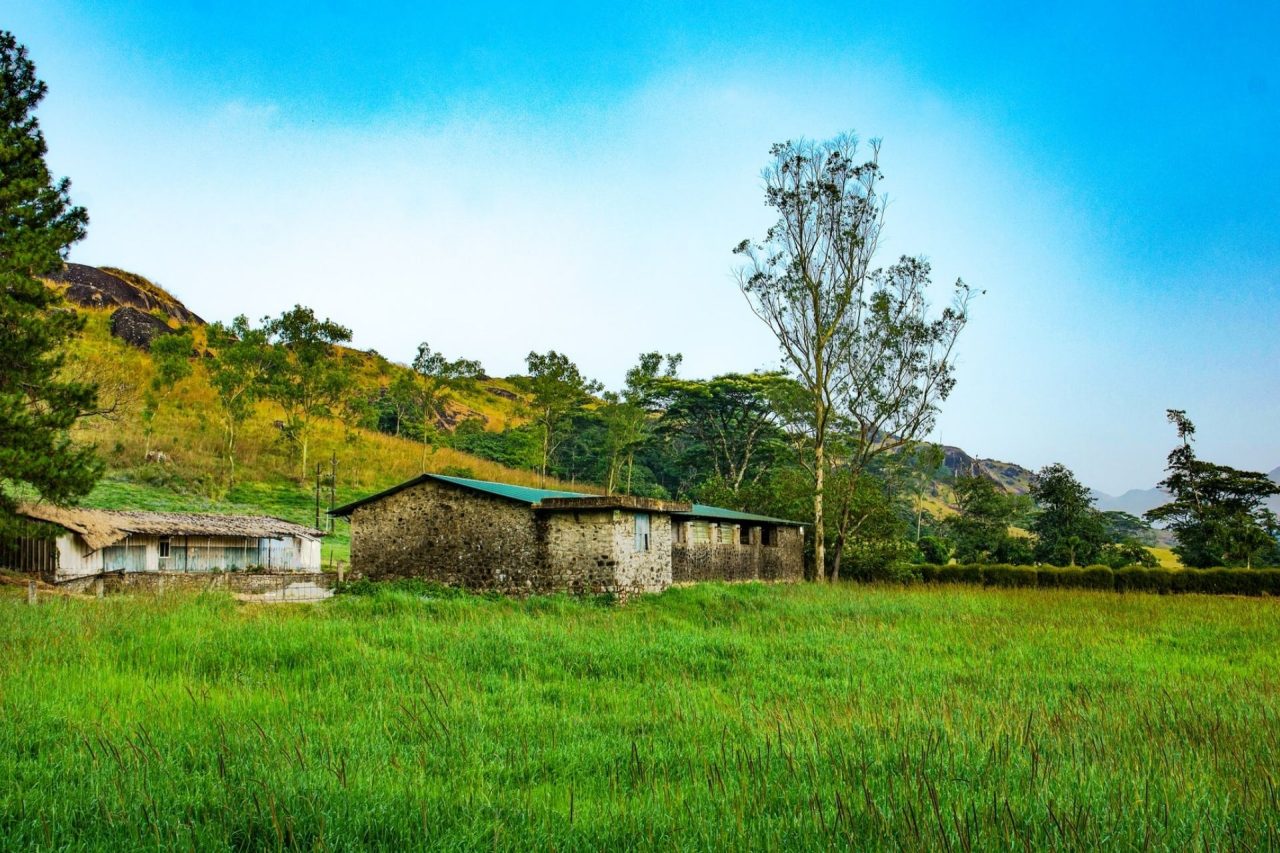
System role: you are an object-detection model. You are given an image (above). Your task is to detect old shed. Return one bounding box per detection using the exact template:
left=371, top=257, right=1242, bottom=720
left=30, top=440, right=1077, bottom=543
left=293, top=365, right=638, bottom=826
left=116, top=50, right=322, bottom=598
left=329, top=474, right=804, bottom=596
left=3, top=504, right=325, bottom=582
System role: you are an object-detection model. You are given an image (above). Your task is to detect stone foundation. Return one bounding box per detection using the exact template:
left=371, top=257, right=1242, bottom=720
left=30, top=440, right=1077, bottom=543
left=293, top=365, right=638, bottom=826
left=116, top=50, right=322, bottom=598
left=58, top=571, right=338, bottom=596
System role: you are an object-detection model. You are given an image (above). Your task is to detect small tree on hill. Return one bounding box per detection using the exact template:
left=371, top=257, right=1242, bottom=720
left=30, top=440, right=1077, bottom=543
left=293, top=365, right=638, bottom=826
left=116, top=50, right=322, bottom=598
left=520, top=351, right=602, bottom=485
left=206, top=315, right=275, bottom=487
left=409, top=343, right=484, bottom=470
left=140, top=329, right=193, bottom=460
left=1146, top=410, right=1280, bottom=568
left=0, top=31, right=101, bottom=532
left=1030, top=463, right=1106, bottom=566
left=262, top=306, right=353, bottom=479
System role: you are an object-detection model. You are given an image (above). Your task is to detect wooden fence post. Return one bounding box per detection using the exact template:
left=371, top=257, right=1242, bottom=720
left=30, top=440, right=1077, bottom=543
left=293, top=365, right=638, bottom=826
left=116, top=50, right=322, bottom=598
left=95, top=577, right=104, bottom=599
left=27, top=581, right=36, bottom=605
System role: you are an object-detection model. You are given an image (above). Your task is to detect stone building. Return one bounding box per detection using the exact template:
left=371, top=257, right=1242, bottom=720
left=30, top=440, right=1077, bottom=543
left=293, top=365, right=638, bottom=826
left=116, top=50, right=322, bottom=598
left=2, top=503, right=325, bottom=582
left=329, top=473, right=804, bottom=596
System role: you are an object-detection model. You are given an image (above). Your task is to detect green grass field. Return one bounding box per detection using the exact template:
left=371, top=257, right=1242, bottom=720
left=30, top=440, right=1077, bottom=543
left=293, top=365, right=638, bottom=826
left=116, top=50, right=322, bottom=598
left=2, top=583, right=1278, bottom=850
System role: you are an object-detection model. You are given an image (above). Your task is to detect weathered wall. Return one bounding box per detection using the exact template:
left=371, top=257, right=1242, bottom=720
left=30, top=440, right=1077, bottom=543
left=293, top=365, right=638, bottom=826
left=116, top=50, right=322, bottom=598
left=349, top=483, right=678, bottom=596
left=58, top=571, right=338, bottom=595
left=349, top=479, right=547, bottom=591
left=609, top=511, right=672, bottom=594
left=672, top=523, right=803, bottom=583
left=541, top=511, right=621, bottom=593
left=51, top=533, right=320, bottom=581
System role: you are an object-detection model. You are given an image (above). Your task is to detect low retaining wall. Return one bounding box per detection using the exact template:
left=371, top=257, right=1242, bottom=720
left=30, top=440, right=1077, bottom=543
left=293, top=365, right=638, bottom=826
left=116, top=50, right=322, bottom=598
left=59, top=571, right=339, bottom=597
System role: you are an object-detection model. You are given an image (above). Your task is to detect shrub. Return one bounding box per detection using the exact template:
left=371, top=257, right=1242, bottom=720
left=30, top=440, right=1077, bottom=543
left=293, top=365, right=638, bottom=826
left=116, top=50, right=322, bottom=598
left=917, top=536, right=951, bottom=565
left=918, top=563, right=942, bottom=583
left=1080, top=565, right=1115, bottom=590
left=935, top=564, right=969, bottom=584
left=982, top=564, right=1038, bottom=588
left=1113, top=566, right=1173, bottom=594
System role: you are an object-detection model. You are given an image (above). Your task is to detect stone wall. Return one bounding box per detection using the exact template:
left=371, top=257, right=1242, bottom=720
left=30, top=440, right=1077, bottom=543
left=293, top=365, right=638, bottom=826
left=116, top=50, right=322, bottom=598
left=350, top=482, right=679, bottom=596
left=349, top=479, right=546, bottom=591
left=672, top=523, right=803, bottom=583
left=58, top=571, right=337, bottom=596
left=608, top=511, right=672, bottom=595
left=347, top=479, right=801, bottom=595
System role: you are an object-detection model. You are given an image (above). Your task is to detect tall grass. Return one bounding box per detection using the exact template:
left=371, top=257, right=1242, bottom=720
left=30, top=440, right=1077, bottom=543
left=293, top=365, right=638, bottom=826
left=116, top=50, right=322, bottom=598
left=1, top=583, right=1278, bottom=849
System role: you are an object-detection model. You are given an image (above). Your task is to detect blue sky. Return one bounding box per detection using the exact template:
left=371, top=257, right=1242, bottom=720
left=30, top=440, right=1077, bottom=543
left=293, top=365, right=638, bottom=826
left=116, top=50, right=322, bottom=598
left=9, top=1, right=1280, bottom=493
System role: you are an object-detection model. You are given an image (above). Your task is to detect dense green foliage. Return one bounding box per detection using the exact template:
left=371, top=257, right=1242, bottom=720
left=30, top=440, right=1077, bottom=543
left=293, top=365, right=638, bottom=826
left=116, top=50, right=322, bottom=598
left=261, top=306, right=354, bottom=479
left=2, top=583, right=1279, bottom=849
left=0, top=31, right=101, bottom=534
left=1029, top=463, right=1106, bottom=565
left=1146, top=410, right=1279, bottom=568
left=916, top=562, right=1280, bottom=595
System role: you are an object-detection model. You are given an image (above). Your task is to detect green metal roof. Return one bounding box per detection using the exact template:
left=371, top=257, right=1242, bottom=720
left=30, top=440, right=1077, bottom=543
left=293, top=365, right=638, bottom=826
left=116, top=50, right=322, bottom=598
left=330, top=473, right=802, bottom=526
left=426, top=474, right=590, bottom=505
left=676, top=504, right=804, bottom=527
left=329, top=473, right=593, bottom=517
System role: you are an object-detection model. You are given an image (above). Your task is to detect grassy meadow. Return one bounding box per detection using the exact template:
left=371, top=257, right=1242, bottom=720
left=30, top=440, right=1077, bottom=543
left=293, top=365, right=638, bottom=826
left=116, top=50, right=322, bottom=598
left=2, top=582, right=1278, bottom=850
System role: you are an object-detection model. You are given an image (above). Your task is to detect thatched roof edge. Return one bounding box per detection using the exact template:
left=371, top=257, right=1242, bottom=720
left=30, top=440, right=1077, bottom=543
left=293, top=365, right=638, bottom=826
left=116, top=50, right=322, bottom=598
left=16, top=503, right=325, bottom=552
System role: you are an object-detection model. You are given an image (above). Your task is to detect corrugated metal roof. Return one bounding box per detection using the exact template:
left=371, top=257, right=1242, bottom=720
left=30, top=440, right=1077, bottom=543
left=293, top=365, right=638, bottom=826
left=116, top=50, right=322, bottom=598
left=329, top=473, right=593, bottom=517
left=676, top=504, right=804, bottom=527
left=330, top=473, right=803, bottom=526
left=427, top=474, right=590, bottom=505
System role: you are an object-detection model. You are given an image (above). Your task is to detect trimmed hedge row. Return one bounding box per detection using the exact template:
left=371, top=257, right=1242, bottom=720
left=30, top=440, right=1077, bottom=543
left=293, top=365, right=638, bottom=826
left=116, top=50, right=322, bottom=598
left=915, top=563, right=1280, bottom=596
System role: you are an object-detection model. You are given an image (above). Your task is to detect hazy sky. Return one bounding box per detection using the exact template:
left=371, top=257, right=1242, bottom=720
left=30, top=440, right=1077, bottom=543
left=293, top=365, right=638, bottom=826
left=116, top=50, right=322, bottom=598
left=9, top=1, right=1279, bottom=493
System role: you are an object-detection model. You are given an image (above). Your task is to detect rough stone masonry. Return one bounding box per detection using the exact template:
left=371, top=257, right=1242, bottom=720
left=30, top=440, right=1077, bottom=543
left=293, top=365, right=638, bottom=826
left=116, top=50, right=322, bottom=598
left=332, top=474, right=804, bottom=596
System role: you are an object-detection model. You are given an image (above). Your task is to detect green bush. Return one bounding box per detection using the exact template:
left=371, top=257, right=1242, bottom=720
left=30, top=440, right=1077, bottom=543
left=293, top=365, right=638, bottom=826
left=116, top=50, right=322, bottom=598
left=917, top=536, right=950, bottom=565
left=899, top=561, right=1280, bottom=598
left=1081, top=565, right=1115, bottom=590
left=1037, top=566, right=1084, bottom=588
left=981, top=564, right=1038, bottom=588
left=1113, top=566, right=1174, bottom=594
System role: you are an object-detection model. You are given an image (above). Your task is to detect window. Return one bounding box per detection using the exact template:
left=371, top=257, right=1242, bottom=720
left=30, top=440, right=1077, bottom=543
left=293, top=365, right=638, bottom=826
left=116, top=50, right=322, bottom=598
left=690, top=521, right=711, bottom=544
left=761, top=526, right=778, bottom=547
left=717, top=524, right=735, bottom=545
left=673, top=521, right=687, bottom=545
left=634, top=513, right=651, bottom=552
left=740, top=526, right=753, bottom=545
left=158, top=537, right=171, bottom=559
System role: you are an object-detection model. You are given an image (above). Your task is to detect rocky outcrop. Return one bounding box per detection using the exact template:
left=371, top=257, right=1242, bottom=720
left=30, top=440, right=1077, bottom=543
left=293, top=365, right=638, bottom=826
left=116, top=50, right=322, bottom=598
left=942, top=446, right=1036, bottom=494
left=109, top=307, right=177, bottom=350
left=49, top=264, right=204, bottom=325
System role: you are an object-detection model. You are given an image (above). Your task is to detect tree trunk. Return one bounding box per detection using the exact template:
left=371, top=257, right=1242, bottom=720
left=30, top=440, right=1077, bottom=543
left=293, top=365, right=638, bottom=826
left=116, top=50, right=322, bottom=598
left=541, top=424, right=550, bottom=487
left=300, top=427, right=309, bottom=482
left=814, top=442, right=825, bottom=582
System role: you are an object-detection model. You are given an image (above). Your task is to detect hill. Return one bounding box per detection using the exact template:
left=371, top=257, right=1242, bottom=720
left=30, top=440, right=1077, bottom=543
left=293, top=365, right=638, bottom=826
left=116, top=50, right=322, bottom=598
left=36, top=265, right=597, bottom=560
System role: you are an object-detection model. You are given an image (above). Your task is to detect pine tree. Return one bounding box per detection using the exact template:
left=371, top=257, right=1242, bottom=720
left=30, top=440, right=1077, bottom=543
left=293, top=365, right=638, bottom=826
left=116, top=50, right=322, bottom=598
left=0, top=31, right=101, bottom=534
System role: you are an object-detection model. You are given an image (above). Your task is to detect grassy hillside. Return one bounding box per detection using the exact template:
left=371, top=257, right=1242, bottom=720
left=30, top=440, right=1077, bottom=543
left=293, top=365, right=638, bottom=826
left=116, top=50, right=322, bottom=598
left=1, top=582, right=1277, bottom=848
left=52, top=293, right=594, bottom=548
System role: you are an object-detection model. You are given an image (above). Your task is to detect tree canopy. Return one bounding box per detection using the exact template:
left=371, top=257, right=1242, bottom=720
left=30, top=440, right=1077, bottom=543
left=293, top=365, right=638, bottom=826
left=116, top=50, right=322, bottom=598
left=1146, top=410, right=1279, bottom=568
left=736, top=132, right=973, bottom=579
left=0, top=31, right=101, bottom=533
left=1029, top=463, right=1106, bottom=566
